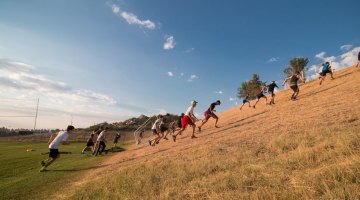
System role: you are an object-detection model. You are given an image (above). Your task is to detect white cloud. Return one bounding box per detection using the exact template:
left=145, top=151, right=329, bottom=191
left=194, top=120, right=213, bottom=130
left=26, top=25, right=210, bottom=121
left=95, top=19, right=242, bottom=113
left=340, top=44, right=353, bottom=51
left=306, top=46, right=360, bottom=80
left=185, top=48, right=195, bottom=53
left=267, top=57, right=280, bottom=63
left=0, top=59, right=147, bottom=129
left=214, top=90, right=223, bottom=94
left=229, top=97, right=236, bottom=101
left=110, top=3, right=156, bottom=30
left=167, top=71, right=174, bottom=77
left=187, top=74, right=198, bottom=82
left=315, top=52, right=326, bottom=59
left=163, top=35, right=175, bottom=50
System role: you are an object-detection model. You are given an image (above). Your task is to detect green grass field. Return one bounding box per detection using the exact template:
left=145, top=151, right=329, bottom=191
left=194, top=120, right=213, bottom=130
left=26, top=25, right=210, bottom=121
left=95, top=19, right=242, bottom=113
left=0, top=141, right=129, bottom=200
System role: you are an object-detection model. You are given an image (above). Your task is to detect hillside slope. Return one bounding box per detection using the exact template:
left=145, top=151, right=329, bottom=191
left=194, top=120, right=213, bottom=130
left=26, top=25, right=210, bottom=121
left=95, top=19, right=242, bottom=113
left=56, top=66, right=360, bottom=200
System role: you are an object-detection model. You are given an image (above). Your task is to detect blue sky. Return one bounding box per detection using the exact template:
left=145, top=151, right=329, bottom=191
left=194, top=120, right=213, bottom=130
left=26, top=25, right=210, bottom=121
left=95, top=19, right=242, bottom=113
left=0, top=0, right=359, bottom=129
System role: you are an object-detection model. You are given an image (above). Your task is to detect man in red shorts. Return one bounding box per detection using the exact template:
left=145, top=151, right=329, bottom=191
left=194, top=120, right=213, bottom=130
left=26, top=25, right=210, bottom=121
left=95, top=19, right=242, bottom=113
left=172, top=101, right=199, bottom=142
left=198, top=100, right=221, bottom=132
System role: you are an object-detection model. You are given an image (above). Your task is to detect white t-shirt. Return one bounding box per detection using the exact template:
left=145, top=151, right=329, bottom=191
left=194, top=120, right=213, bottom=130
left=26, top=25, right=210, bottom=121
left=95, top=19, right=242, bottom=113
left=152, top=119, right=161, bottom=130
left=97, top=131, right=106, bottom=142
left=185, top=106, right=194, bottom=116
left=49, top=131, right=69, bottom=149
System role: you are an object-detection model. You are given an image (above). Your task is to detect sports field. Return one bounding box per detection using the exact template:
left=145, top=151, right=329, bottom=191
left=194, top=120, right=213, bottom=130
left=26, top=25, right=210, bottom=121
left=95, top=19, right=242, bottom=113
left=0, top=141, right=129, bottom=200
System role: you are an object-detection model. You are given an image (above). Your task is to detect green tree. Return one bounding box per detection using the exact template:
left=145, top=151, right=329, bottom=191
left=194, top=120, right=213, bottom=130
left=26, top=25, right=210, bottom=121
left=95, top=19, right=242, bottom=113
left=283, top=57, right=309, bottom=78
left=237, top=74, right=265, bottom=100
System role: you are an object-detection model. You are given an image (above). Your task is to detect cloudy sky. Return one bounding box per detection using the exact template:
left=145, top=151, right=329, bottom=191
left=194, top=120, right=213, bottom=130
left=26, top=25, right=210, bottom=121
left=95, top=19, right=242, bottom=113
left=0, top=0, right=359, bottom=129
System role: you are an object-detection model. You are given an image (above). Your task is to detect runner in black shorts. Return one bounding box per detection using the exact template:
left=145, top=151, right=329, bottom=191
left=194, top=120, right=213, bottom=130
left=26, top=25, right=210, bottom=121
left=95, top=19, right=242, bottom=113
left=267, top=81, right=279, bottom=105
left=240, top=95, right=251, bottom=110
left=319, top=62, right=334, bottom=85
left=283, top=71, right=305, bottom=101
left=253, top=84, right=268, bottom=108
left=82, top=133, right=95, bottom=153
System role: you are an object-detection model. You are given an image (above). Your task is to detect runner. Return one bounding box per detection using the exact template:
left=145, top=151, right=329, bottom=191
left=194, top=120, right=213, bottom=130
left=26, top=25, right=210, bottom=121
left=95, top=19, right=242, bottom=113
left=267, top=81, right=279, bottom=105
left=92, top=127, right=102, bottom=155
left=113, top=132, right=121, bottom=148
left=253, top=84, right=268, bottom=108
left=319, top=62, right=334, bottom=85
left=148, top=115, right=163, bottom=146
left=94, top=127, right=109, bottom=156
left=162, top=113, right=172, bottom=140
left=172, top=101, right=199, bottom=142
left=239, top=94, right=251, bottom=110
left=169, top=113, right=184, bottom=136
left=282, top=71, right=305, bottom=101
left=81, top=132, right=95, bottom=154
left=198, top=100, right=221, bottom=132
left=357, top=51, right=360, bottom=67
left=39, top=125, right=75, bottom=172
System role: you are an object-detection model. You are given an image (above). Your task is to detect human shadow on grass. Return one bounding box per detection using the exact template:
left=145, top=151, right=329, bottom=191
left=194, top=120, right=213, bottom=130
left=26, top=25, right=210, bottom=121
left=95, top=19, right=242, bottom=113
left=301, top=82, right=345, bottom=98
left=49, top=164, right=112, bottom=172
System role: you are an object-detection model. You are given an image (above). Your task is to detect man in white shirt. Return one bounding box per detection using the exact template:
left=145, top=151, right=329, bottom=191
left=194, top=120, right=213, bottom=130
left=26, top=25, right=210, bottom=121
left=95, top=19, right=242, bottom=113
left=40, top=125, right=75, bottom=172
left=173, top=101, right=199, bottom=142
left=148, top=115, right=163, bottom=146
left=94, top=127, right=109, bottom=156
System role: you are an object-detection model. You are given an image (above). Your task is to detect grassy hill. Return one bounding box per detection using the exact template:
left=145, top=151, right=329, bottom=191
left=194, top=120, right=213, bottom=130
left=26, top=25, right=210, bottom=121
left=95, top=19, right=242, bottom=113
left=5, top=65, right=360, bottom=200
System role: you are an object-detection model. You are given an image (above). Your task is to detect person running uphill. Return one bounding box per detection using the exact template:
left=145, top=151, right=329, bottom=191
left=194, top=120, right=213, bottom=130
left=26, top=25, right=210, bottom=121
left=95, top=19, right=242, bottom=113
left=240, top=94, right=251, bottom=110
left=82, top=132, right=95, bottom=154
left=94, top=127, right=109, bottom=156
left=173, top=101, right=199, bottom=142
left=267, top=81, right=279, bottom=105
left=282, top=71, right=305, bottom=101
left=253, top=84, right=268, bottom=108
left=319, top=62, right=334, bottom=85
left=149, top=115, right=163, bottom=146
left=357, top=51, right=360, bottom=67
left=198, top=100, right=221, bottom=131
left=39, top=125, right=75, bottom=172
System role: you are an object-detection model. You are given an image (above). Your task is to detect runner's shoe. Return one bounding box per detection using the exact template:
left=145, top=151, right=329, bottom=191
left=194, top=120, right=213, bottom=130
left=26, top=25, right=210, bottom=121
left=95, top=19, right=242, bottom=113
left=172, top=135, right=176, bottom=142
left=191, top=135, right=198, bottom=139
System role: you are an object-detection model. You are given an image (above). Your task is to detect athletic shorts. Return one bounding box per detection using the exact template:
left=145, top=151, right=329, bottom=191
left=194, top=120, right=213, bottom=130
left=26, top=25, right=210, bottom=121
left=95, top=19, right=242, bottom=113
left=204, top=110, right=218, bottom=120
left=243, top=99, right=249, bottom=104
left=268, top=91, right=275, bottom=97
left=181, top=115, right=194, bottom=128
left=113, top=138, right=119, bottom=144
left=257, top=93, right=265, bottom=99
left=290, top=85, right=299, bottom=92
left=99, top=141, right=106, bottom=147
left=86, top=141, right=94, bottom=147
left=160, top=126, right=168, bottom=133
left=320, top=70, right=331, bottom=76
left=49, top=149, right=59, bottom=158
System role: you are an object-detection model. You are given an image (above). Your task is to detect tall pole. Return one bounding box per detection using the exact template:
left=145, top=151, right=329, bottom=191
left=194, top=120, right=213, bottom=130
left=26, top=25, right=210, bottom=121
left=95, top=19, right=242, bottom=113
left=34, top=98, right=39, bottom=131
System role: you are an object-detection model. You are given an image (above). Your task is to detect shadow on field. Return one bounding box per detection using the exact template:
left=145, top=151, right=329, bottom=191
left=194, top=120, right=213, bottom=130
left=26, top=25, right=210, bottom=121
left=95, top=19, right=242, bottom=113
left=301, top=83, right=345, bottom=98
left=50, top=164, right=112, bottom=172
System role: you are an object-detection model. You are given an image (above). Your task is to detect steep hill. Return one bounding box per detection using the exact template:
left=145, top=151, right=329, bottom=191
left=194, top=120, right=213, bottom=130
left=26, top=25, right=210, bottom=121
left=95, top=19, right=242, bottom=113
left=55, top=65, right=360, bottom=199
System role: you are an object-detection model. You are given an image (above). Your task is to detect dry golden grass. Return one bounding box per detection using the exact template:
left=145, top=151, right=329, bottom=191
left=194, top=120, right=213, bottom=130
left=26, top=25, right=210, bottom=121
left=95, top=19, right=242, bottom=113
left=56, top=66, right=360, bottom=200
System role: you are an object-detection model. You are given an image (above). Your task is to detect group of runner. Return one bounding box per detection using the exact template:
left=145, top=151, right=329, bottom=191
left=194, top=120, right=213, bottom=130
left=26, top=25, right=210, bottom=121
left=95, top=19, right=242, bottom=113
left=148, top=100, right=221, bottom=145
left=40, top=57, right=360, bottom=172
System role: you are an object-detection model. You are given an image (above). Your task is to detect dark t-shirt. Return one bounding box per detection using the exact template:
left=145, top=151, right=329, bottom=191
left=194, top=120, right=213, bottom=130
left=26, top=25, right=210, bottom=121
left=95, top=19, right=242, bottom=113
left=177, top=116, right=182, bottom=127
left=290, top=75, right=299, bottom=84
left=95, top=130, right=102, bottom=135
left=207, top=102, right=217, bottom=113
left=358, top=52, right=360, bottom=61
left=267, top=83, right=278, bottom=92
